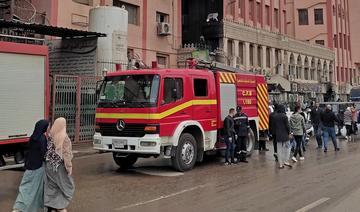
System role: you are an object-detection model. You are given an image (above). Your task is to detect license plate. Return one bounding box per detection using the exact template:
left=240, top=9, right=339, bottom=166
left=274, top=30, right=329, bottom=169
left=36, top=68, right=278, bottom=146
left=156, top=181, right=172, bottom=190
left=112, top=139, right=127, bottom=149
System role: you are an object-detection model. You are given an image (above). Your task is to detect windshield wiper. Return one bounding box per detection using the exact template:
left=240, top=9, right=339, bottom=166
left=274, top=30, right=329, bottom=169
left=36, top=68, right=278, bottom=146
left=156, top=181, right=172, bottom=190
left=112, top=100, right=127, bottom=107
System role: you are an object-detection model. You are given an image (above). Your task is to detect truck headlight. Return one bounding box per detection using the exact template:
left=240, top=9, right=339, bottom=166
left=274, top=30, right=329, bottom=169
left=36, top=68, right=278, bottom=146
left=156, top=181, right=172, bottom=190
left=94, top=139, right=101, bottom=144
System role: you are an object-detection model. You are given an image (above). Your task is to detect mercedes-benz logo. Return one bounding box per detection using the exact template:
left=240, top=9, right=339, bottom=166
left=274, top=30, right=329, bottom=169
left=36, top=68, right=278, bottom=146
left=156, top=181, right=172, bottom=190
left=116, top=120, right=125, bottom=131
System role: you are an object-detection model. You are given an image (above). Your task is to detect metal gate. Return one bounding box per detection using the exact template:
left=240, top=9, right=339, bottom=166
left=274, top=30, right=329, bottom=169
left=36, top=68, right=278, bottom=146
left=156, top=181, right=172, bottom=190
left=51, top=75, right=100, bottom=143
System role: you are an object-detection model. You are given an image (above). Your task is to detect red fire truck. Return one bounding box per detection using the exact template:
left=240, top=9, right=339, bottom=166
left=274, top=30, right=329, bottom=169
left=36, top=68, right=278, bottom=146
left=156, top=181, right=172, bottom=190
left=0, top=41, right=49, bottom=167
left=94, top=64, right=269, bottom=171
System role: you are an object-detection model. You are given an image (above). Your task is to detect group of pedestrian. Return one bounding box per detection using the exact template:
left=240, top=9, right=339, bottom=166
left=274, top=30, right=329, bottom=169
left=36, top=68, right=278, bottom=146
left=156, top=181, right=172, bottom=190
left=267, top=102, right=349, bottom=169
left=223, top=106, right=249, bottom=165
left=12, top=117, right=75, bottom=212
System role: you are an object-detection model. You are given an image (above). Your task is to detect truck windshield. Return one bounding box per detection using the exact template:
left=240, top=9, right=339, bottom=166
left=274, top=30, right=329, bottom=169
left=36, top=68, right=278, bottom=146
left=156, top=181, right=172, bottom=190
left=98, top=74, right=160, bottom=108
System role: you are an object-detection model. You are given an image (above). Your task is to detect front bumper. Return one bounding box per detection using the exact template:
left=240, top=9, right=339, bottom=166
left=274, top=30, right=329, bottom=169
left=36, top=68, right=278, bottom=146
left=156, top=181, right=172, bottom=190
left=93, top=133, right=161, bottom=154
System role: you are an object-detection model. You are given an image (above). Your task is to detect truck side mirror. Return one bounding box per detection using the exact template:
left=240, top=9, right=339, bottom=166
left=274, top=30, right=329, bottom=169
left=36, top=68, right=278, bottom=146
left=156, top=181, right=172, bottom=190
left=96, top=80, right=103, bottom=97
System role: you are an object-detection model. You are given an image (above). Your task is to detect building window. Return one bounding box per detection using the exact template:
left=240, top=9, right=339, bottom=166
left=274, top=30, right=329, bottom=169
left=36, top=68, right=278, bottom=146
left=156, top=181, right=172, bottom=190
left=298, top=9, right=308, bottom=25
left=314, top=8, right=324, bottom=25
left=249, top=0, right=255, bottom=21
left=266, top=48, right=270, bottom=68
left=156, top=12, right=169, bottom=23
left=339, top=33, right=342, bottom=48
left=348, top=36, right=351, bottom=50
left=239, top=0, right=244, bottom=18
left=315, top=40, right=325, bottom=46
left=73, top=0, right=92, bottom=5
left=114, top=1, right=139, bottom=25
left=157, top=54, right=168, bottom=68
left=257, top=2, right=261, bottom=23
left=265, top=6, right=270, bottom=25
left=274, top=8, right=279, bottom=28
left=163, top=78, right=183, bottom=104
left=334, top=34, right=338, bottom=48
left=344, top=34, right=347, bottom=50
left=333, top=5, right=336, bottom=16
left=194, top=79, right=208, bottom=97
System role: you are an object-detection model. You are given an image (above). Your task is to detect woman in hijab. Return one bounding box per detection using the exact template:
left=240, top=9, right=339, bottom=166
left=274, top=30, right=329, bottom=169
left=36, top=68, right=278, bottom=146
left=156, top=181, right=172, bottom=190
left=44, top=117, right=75, bottom=212
left=13, top=119, right=50, bottom=212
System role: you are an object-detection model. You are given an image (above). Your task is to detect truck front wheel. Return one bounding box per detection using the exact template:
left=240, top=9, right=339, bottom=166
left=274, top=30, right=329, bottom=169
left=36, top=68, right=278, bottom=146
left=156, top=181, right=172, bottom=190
left=112, top=153, right=138, bottom=169
left=172, top=133, right=197, bottom=172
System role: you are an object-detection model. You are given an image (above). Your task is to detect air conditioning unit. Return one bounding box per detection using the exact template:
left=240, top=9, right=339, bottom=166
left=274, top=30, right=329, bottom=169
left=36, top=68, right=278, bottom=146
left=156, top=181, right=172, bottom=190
left=157, top=22, right=171, bottom=36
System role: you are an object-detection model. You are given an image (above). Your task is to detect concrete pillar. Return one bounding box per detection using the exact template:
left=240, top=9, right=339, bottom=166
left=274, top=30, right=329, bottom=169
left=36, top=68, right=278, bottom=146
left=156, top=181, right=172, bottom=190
left=244, top=42, right=250, bottom=70
left=270, top=47, right=276, bottom=74
left=223, top=37, right=228, bottom=57
left=253, top=44, right=258, bottom=68
left=261, top=45, right=267, bottom=70
left=279, top=49, right=285, bottom=76
left=233, top=40, right=239, bottom=68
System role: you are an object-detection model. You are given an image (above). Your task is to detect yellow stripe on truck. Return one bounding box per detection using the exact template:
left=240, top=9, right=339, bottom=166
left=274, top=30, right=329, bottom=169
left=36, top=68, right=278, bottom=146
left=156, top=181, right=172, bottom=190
left=96, top=99, right=217, bottom=120
left=257, top=84, right=269, bottom=130
left=219, top=72, right=236, bottom=83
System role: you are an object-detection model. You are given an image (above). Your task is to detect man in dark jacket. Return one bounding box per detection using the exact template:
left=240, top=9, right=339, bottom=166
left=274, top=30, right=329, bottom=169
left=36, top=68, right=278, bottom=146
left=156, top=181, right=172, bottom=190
left=271, top=104, right=292, bottom=169
left=269, top=103, right=279, bottom=161
left=320, top=105, right=340, bottom=152
left=310, top=102, right=323, bottom=149
left=234, top=106, right=249, bottom=163
left=223, top=108, right=236, bottom=165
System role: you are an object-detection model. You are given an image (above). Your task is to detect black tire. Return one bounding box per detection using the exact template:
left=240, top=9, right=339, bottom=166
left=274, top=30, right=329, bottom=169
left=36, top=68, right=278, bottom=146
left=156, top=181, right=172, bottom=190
left=246, top=128, right=255, bottom=156
left=112, top=153, right=138, bottom=169
left=14, top=151, right=25, bottom=164
left=0, top=155, right=6, bottom=167
left=172, top=133, right=197, bottom=172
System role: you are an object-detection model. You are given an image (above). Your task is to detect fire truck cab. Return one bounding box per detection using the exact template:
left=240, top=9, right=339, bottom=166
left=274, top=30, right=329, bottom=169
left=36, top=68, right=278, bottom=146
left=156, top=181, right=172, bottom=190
left=94, top=67, right=269, bottom=171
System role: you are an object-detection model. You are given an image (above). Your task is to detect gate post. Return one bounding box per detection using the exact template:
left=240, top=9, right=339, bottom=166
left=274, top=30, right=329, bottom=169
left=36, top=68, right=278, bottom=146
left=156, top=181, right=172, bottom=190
left=75, top=76, right=81, bottom=143
left=51, top=75, right=57, bottom=124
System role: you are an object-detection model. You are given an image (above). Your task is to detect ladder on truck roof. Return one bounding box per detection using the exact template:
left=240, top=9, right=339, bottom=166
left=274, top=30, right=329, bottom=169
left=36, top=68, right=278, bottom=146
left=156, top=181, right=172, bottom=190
left=195, top=60, right=255, bottom=74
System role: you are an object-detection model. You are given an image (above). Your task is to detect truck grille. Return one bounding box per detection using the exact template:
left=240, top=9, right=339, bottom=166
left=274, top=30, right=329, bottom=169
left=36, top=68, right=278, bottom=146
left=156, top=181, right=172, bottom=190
left=99, top=123, right=146, bottom=137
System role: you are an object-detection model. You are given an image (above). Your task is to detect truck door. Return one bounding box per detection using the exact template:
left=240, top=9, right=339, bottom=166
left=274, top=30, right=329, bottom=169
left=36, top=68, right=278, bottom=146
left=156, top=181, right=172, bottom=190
left=191, top=74, right=217, bottom=133
left=159, top=76, right=191, bottom=136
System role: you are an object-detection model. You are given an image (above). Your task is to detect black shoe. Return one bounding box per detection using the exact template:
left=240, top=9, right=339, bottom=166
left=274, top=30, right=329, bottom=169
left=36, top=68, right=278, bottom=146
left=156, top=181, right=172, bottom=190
left=324, top=148, right=328, bottom=153
left=335, top=148, right=340, bottom=151
left=284, top=163, right=293, bottom=168
left=240, top=160, right=249, bottom=163
left=264, top=148, right=270, bottom=151
left=273, top=154, right=278, bottom=162
left=316, top=146, right=322, bottom=149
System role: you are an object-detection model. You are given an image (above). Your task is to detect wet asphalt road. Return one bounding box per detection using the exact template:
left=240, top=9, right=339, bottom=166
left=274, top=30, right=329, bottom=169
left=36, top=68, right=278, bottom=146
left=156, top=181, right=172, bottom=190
left=2, top=138, right=360, bottom=212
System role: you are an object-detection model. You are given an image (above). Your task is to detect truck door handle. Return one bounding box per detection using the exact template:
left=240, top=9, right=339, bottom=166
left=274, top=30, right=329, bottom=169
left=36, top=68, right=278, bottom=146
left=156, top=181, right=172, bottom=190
left=206, top=110, right=212, bottom=113
left=180, top=111, right=186, bottom=115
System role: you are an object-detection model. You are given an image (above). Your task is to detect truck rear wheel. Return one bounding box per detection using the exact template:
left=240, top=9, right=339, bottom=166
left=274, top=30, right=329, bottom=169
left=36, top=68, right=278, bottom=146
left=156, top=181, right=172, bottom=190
left=112, top=153, right=138, bottom=169
left=0, top=155, right=6, bottom=167
left=172, top=133, right=197, bottom=172
left=246, top=129, right=255, bottom=156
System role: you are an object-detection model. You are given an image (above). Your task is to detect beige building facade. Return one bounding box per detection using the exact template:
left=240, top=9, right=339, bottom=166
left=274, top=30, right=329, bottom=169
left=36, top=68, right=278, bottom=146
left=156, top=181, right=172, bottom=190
left=287, top=0, right=356, bottom=98
left=180, top=0, right=335, bottom=102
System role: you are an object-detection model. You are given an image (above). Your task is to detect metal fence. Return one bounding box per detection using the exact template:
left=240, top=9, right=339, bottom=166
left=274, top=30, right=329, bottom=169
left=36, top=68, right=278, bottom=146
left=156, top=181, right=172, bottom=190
left=51, top=75, right=100, bottom=143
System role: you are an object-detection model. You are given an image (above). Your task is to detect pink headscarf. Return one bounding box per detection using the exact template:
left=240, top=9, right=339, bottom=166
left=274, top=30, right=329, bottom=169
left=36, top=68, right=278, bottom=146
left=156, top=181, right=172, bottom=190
left=50, top=117, right=68, bottom=158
